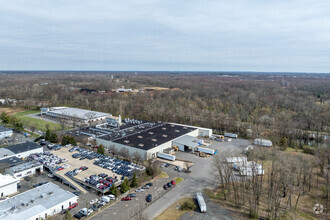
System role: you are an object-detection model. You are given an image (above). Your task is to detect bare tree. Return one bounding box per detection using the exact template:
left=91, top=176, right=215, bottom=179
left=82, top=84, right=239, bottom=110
left=30, top=124, right=36, bottom=134
left=84, top=112, right=96, bottom=127
left=184, top=161, right=193, bottom=172
left=58, top=117, right=66, bottom=134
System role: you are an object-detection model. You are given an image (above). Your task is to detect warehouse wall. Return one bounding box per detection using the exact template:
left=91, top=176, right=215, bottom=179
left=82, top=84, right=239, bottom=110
left=0, top=181, right=18, bottom=197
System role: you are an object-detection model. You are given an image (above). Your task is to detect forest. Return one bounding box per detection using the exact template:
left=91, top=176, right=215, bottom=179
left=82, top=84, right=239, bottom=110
left=0, top=71, right=329, bottom=151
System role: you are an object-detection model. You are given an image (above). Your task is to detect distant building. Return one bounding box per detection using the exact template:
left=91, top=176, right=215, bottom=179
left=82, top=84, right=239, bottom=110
left=40, top=107, right=111, bottom=123
left=0, top=173, right=18, bottom=198
left=254, top=138, right=272, bottom=147
left=0, top=182, right=78, bottom=220
left=0, top=142, right=43, bottom=161
left=0, top=126, right=13, bottom=140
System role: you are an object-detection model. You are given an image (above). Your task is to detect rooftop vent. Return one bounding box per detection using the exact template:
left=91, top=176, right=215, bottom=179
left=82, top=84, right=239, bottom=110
left=30, top=198, right=35, bottom=203
left=162, top=127, right=167, bottom=130
left=171, top=125, right=175, bottom=127
left=162, top=134, right=168, bottom=138
left=137, top=136, right=143, bottom=139
left=124, top=140, right=130, bottom=144
left=49, top=191, right=53, bottom=195
left=183, top=127, right=187, bottom=129
left=138, top=143, right=144, bottom=147
left=175, top=130, right=180, bottom=133
left=151, top=139, right=157, bottom=142
left=148, top=132, right=154, bottom=135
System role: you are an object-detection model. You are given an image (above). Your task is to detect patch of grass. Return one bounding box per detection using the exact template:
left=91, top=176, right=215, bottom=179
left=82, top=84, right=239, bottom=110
left=175, top=177, right=184, bottom=184
left=205, top=189, right=223, bottom=200
left=14, top=110, right=39, bottom=116
left=17, top=115, right=62, bottom=132
left=159, top=171, right=169, bottom=178
left=155, top=197, right=194, bottom=220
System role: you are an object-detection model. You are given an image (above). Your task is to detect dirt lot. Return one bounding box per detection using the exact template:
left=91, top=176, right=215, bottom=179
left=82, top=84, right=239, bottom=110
left=0, top=107, right=25, bottom=115
left=52, top=148, right=122, bottom=181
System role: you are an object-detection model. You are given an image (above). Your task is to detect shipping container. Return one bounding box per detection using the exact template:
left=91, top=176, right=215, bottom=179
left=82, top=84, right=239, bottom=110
left=196, top=192, right=207, bottom=213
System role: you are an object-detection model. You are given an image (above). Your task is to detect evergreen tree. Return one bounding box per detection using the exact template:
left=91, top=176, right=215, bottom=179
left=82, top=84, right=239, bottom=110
left=109, top=184, right=117, bottom=196
left=130, top=173, right=137, bottom=188
left=64, top=210, right=73, bottom=220
left=120, top=178, right=130, bottom=193
left=0, top=112, right=10, bottom=124
left=97, top=144, right=105, bottom=155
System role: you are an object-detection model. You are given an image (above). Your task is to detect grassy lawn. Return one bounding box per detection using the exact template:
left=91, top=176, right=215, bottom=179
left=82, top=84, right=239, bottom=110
left=159, top=171, right=169, bottom=178
left=155, top=197, right=194, bottom=220
left=175, top=177, right=184, bottom=184
left=13, top=111, right=62, bottom=132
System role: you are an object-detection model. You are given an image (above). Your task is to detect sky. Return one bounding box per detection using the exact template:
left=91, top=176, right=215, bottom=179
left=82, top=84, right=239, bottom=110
left=0, top=0, right=329, bottom=72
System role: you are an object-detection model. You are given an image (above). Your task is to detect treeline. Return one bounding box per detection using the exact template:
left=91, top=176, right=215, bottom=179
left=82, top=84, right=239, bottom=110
left=0, top=73, right=329, bottom=150
left=0, top=112, right=24, bottom=131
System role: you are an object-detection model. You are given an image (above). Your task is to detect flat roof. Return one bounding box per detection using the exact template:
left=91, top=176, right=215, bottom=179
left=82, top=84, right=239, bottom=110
left=0, top=156, right=24, bottom=170
left=3, top=142, right=42, bottom=154
left=46, top=107, right=111, bottom=119
left=0, top=182, right=77, bottom=220
left=0, top=148, right=15, bottom=159
left=172, top=135, right=199, bottom=148
left=0, top=126, right=12, bottom=133
left=111, top=123, right=197, bottom=151
left=0, top=173, right=18, bottom=188
left=7, top=160, right=42, bottom=174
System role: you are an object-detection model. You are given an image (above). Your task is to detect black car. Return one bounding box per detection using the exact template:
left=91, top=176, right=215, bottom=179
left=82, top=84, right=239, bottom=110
left=73, top=212, right=83, bottom=219
left=146, top=194, right=152, bottom=202
left=167, top=182, right=172, bottom=188
left=72, top=191, right=80, bottom=196
left=147, top=182, right=153, bottom=187
left=163, top=184, right=169, bottom=190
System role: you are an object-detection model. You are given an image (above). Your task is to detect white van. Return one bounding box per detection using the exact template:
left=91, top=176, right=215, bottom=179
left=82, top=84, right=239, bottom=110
left=101, top=196, right=110, bottom=203
left=79, top=208, right=88, bottom=216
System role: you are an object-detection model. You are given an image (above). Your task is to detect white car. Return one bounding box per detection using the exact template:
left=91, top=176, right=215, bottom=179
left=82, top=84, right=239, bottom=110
left=88, top=209, right=93, bottom=215
left=47, top=173, right=54, bottom=178
left=136, top=188, right=144, bottom=192
left=89, top=199, right=98, bottom=205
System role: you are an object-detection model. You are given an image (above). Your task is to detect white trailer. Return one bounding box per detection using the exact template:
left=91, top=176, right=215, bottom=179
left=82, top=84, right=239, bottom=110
left=157, top=152, right=176, bottom=161
left=196, top=192, right=206, bottom=213
left=197, top=147, right=217, bottom=155
left=224, top=133, right=238, bottom=138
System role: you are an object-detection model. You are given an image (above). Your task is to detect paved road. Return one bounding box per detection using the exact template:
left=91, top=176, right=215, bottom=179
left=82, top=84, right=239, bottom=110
left=143, top=138, right=250, bottom=219
left=90, top=138, right=249, bottom=220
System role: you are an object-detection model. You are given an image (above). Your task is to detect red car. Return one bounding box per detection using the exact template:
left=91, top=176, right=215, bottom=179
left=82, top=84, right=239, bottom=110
left=57, top=167, right=64, bottom=171
left=171, top=180, right=176, bottom=185
left=69, top=202, right=78, bottom=209
left=121, top=196, right=131, bottom=201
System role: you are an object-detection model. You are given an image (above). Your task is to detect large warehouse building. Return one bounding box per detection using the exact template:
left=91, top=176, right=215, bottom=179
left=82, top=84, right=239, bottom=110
left=78, top=117, right=214, bottom=160
left=40, top=107, right=111, bottom=123
left=0, top=182, right=78, bottom=220
left=0, top=142, right=43, bottom=161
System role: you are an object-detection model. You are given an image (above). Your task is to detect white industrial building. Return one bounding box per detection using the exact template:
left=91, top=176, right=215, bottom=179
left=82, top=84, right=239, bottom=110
left=0, top=173, right=19, bottom=198
left=0, top=142, right=43, bottom=161
left=96, top=120, right=212, bottom=160
left=0, top=126, right=13, bottom=140
left=172, top=135, right=202, bottom=153
left=40, top=107, right=111, bottom=123
left=0, top=182, right=78, bottom=220
left=5, top=161, right=43, bottom=179
left=254, top=138, right=273, bottom=147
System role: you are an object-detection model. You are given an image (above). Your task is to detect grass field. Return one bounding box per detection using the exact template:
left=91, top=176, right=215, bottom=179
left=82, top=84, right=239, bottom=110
left=175, top=177, right=184, bottom=184
left=154, top=197, right=194, bottom=220
left=13, top=110, right=62, bottom=132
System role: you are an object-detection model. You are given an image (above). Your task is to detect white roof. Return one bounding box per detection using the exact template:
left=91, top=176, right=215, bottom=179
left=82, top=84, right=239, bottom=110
left=47, top=107, right=111, bottom=119
left=226, top=157, right=247, bottom=163
left=0, top=182, right=77, bottom=220
left=0, top=173, right=18, bottom=187
left=173, top=135, right=200, bottom=148
left=0, top=149, right=15, bottom=159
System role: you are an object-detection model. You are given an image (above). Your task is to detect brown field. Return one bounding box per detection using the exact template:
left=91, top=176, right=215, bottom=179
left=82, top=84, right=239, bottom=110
left=0, top=107, right=25, bottom=115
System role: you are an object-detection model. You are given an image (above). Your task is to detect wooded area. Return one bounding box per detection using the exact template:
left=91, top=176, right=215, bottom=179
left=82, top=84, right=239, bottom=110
left=0, top=72, right=329, bottom=151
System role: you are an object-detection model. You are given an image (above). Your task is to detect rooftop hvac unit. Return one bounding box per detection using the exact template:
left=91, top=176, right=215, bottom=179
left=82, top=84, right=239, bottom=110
left=49, top=191, right=53, bottom=195
left=162, top=134, right=168, bottom=137
left=151, top=139, right=157, bottom=142
left=137, top=136, right=143, bottom=139
left=175, top=130, right=180, bottom=133
left=162, top=127, right=167, bottom=130
left=138, top=143, right=144, bottom=147
left=30, top=198, right=35, bottom=203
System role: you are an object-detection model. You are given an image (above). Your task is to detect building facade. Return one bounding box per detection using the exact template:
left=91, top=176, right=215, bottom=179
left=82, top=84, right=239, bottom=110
left=0, top=173, right=18, bottom=198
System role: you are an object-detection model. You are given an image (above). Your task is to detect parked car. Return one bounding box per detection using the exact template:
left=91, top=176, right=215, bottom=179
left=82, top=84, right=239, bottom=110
left=142, top=185, right=150, bottom=189
left=89, top=199, right=98, bottom=205
left=128, top=193, right=136, bottom=197
left=167, top=182, right=173, bottom=188
left=171, top=180, right=176, bottom=185
left=146, top=194, right=152, bottom=202
left=73, top=212, right=83, bottom=219
left=163, top=184, right=169, bottom=190
left=136, top=188, right=144, bottom=192
left=121, top=196, right=132, bottom=201
left=69, top=202, right=78, bottom=209
left=146, top=182, right=153, bottom=187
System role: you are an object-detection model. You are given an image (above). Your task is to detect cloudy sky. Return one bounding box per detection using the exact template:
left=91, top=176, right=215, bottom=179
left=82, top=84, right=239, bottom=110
left=0, top=0, right=329, bottom=72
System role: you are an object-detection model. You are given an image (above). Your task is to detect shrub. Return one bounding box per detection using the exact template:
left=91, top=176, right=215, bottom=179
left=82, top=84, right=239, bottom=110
left=302, top=145, right=315, bottom=155
left=181, top=199, right=196, bottom=211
